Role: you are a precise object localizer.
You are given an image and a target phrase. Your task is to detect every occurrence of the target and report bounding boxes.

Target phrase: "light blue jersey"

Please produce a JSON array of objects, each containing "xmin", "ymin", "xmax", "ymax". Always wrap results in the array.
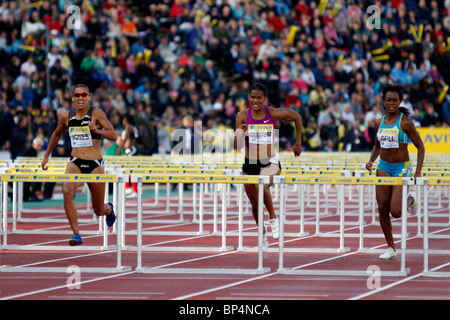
[{"xmin": 377, "ymin": 114, "xmax": 409, "ymax": 149}]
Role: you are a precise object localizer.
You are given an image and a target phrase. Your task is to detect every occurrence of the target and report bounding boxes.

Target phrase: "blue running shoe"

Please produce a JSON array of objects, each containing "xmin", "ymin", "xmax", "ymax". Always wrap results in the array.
[
  {"xmin": 106, "ymin": 202, "xmax": 116, "ymax": 227},
  {"xmin": 69, "ymin": 234, "xmax": 83, "ymax": 246}
]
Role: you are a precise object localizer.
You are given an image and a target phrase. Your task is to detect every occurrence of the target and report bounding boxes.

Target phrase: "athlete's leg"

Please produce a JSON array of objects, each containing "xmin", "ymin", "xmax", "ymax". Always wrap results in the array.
[
  {"xmin": 259, "ymin": 163, "xmax": 281, "ymax": 220},
  {"xmin": 87, "ymin": 165, "xmax": 113, "ymax": 217},
  {"xmin": 243, "ymin": 174, "xmax": 260, "ymax": 226},
  {"xmin": 376, "ymin": 169, "xmax": 395, "ymax": 250},
  {"xmin": 63, "ymin": 162, "xmax": 83, "ymax": 235}
]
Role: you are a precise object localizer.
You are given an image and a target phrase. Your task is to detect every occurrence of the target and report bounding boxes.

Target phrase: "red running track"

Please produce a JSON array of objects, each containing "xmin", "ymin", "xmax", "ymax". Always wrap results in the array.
[{"xmin": 1, "ymin": 185, "xmax": 450, "ymax": 302}]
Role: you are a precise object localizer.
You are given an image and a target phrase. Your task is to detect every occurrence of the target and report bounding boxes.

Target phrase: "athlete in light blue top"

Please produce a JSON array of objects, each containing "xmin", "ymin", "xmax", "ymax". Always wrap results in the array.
[
  {"xmin": 376, "ymin": 113, "xmax": 411, "ymax": 177},
  {"xmin": 366, "ymin": 85, "xmax": 425, "ymax": 260}
]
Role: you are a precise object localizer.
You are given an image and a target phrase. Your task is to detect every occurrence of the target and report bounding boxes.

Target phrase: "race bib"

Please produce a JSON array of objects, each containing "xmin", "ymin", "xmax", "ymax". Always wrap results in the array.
[
  {"xmin": 248, "ymin": 124, "xmax": 274, "ymax": 145},
  {"xmin": 377, "ymin": 127, "xmax": 399, "ymax": 149},
  {"xmin": 69, "ymin": 126, "xmax": 93, "ymax": 147}
]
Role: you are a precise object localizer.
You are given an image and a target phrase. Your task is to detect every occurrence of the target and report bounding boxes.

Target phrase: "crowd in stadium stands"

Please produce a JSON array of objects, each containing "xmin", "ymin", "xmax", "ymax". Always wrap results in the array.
[{"xmin": 1, "ymin": 0, "xmax": 450, "ymax": 160}]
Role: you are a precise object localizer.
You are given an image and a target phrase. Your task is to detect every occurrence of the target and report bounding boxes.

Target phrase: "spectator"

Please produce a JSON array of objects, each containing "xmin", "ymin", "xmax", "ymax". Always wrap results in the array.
[
  {"xmin": 121, "ymin": 15, "xmax": 138, "ymax": 38},
  {"xmin": 421, "ymin": 104, "xmax": 440, "ymax": 127},
  {"xmin": 303, "ymin": 120, "xmax": 322, "ymax": 151},
  {"xmin": 363, "ymin": 119, "xmax": 377, "ymax": 150},
  {"xmin": 10, "ymin": 90, "xmax": 25, "ymax": 110},
  {"xmin": 341, "ymin": 103, "xmax": 356, "ymax": 127},
  {"xmin": 10, "ymin": 113, "xmax": 31, "ymax": 160},
  {"xmin": 133, "ymin": 78, "xmax": 152, "ymax": 104},
  {"xmin": 203, "ymin": 59, "xmax": 222, "ymax": 91},
  {"xmin": 429, "ymin": 64, "xmax": 443, "ymax": 84},
  {"xmin": 364, "ymin": 104, "xmax": 383, "ymax": 127},
  {"xmin": 343, "ymin": 119, "xmax": 366, "ymax": 152},
  {"xmin": 158, "ymin": 36, "xmax": 179, "ymax": 64},
  {"xmin": 410, "ymin": 108, "xmax": 423, "ymax": 127},
  {"xmin": 255, "ymin": 38, "xmax": 277, "ymax": 64},
  {"xmin": 50, "ymin": 59, "xmax": 68, "ymax": 91},
  {"xmin": 301, "ymin": 66, "xmax": 316, "ymax": 87},
  {"xmin": 20, "ymin": 55, "xmax": 37, "ymax": 75},
  {"xmin": 20, "ymin": 137, "xmax": 44, "ymax": 201},
  {"xmin": 400, "ymin": 94, "xmax": 414, "ymax": 115},
  {"xmin": 317, "ymin": 105, "xmax": 337, "ymax": 151}
]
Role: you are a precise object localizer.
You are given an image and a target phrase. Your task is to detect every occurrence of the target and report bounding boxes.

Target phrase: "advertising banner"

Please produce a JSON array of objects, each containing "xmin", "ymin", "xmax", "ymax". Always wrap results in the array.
[{"xmin": 408, "ymin": 128, "xmax": 450, "ymax": 154}]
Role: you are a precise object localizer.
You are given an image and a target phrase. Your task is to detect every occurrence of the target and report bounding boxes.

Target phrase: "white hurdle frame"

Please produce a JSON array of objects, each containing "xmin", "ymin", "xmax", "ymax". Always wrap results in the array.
[
  {"xmin": 135, "ymin": 174, "xmax": 271, "ymax": 275},
  {"xmin": 118, "ymin": 168, "xmax": 233, "ymax": 232},
  {"xmin": 0, "ymin": 167, "xmax": 117, "ymax": 236},
  {"xmin": 275, "ymin": 176, "xmax": 412, "ymax": 277},
  {"xmin": 421, "ymin": 177, "xmax": 450, "ymax": 277},
  {"xmin": 5, "ymin": 164, "xmax": 95, "ymax": 221},
  {"xmin": 0, "ymin": 173, "xmax": 131, "ymax": 273}
]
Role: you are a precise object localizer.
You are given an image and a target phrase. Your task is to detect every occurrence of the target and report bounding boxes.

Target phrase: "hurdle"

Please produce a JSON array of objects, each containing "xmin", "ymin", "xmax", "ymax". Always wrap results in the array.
[
  {"xmin": 0, "ymin": 167, "xmax": 118, "ymax": 239},
  {"xmin": 0, "ymin": 173, "xmax": 118, "ymax": 250},
  {"xmin": 120, "ymin": 168, "xmax": 232, "ymax": 220},
  {"xmin": 5, "ymin": 160, "xmax": 90, "ymax": 216},
  {"xmin": 2, "ymin": 166, "xmax": 118, "ymax": 227},
  {"xmin": 421, "ymin": 177, "xmax": 450, "ymax": 277},
  {"xmin": 111, "ymin": 168, "xmax": 242, "ymax": 243},
  {"xmin": 135, "ymin": 174, "xmax": 271, "ymax": 275},
  {"xmin": 278, "ymin": 169, "xmax": 363, "ymax": 227},
  {"xmin": 0, "ymin": 173, "xmax": 131, "ymax": 273},
  {"xmin": 131, "ymin": 173, "xmax": 248, "ymax": 252},
  {"xmin": 276, "ymin": 175, "xmax": 413, "ymax": 277},
  {"xmin": 272, "ymin": 170, "xmax": 384, "ymax": 245},
  {"xmin": 421, "ymin": 172, "xmax": 450, "ymax": 212},
  {"xmin": 235, "ymin": 169, "xmax": 357, "ymax": 249}
]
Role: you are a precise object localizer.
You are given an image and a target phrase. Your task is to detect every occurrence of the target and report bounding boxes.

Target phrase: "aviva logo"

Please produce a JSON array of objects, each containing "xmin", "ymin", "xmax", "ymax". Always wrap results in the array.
[
  {"xmin": 412, "ymin": 128, "xmax": 450, "ymax": 154},
  {"xmin": 423, "ymin": 133, "xmax": 450, "ymax": 144}
]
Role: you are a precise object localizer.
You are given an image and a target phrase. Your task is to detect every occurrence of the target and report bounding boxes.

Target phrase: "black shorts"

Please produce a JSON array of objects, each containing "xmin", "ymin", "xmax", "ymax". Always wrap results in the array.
[
  {"xmin": 69, "ymin": 157, "xmax": 104, "ymax": 174},
  {"xmin": 242, "ymin": 156, "xmax": 282, "ymax": 175}
]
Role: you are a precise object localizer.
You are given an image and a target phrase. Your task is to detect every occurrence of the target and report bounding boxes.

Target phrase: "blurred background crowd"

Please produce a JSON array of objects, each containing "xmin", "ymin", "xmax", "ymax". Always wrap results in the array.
[{"xmin": 1, "ymin": 0, "xmax": 450, "ymax": 161}]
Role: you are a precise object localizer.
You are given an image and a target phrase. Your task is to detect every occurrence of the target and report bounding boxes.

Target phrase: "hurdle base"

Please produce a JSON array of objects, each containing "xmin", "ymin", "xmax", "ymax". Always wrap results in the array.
[
  {"xmin": 242, "ymin": 246, "xmax": 350, "ymax": 253},
  {"xmin": 7, "ymin": 229, "xmax": 106, "ymax": 235},
  {"xmin": 238, "ymin": 246, "xmax": 274, "ymax": 252},
  {"xmin": 295, "ymin": 232, "xmax": 310, "ymax": 237},
  {"xmin": 14, "ymin": 217, "xmax": 97, "ymax": 223},
  {"xmin": 135, "ymin": 266, "xmax": 271, "ymax": 275},
  {"xmin": 0, "ymin": 244, "xmax": 117, "ymax": 251},
  {"xmin": 277, "ymin": 268, "xmax": 410, "ymax": 277},
  {"xmin": 358, "ymin": 248, "xmax": 423, "ymax": 254},
  {"xmin": 0, "ymin": 265, "xmax": 132, "ymax": 273},
  {"xmin": 234, "ymin": 231, "xmax": 310, "ymax": 238},
  {"xmin": 422, "ymin": 271, "xmax": 450, "ymax": 277},
  {"xmin": 140, "ymin": 218, "xmax": 191, "ymax": 224},
  {"xmin": 132, "ymin": 245, "xmax": 234, "ymax": 252},
  {"xmin": 124, "ymin": 230, "xmax": 211, "ymax": 236}
]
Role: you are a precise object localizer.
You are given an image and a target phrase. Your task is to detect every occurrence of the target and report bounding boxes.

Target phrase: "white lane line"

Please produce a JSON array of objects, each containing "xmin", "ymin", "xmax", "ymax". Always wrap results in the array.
[
  {"xmin": 4, "ymin": 195, "xmax": 450, "ymax": 300},
  {"xmin": 349, "ymin": 260, "xmax": 450, "ymax": 300},
  {"xmin": 0, "ymin": 219, "xmax": 400, "ymax": 300},
  {"xmin": 348, "ymin": 226, "xmax": 450, "ymax": 300},
  {"xmin": 0, "ymin": 271, "xmax": 136, "ymax": 300}
]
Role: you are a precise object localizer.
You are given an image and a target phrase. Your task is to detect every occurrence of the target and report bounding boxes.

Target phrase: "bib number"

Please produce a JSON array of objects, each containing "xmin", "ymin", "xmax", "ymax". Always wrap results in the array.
[
  {"xmin": 378, "ymin": 128, "xmax": 399, "ymax": 149},
  {"xmin": 69, "ymin": 126, "xmax": 93, "ymax": 147},
  {"xmin": 248, "ymin": 124, "xmax": 273, "ymax": 145}
]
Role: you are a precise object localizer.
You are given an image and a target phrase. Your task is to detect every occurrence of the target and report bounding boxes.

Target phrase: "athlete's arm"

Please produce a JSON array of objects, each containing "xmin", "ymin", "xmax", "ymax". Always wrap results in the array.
[
  {"xmin": 402, "ymin": 117, "xmax": 425, "ymax": 177},
  {"xmin": 90, "ymin": 108, "xmax": 117, "ymax": 142},
  {"xmin": 234, "ymin": 110, "xmax": 248, "ymax": 151},
  {"xmin": 42, "ymin": 111, "xmax": 69, "ymax": 170},
  {"xmin": 366, "ymin": 119, "xmax": 382, "ymax": 172},
  {"xmin": 271, "ymin": 107, "xmax": 302, "ymax": 157}
]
